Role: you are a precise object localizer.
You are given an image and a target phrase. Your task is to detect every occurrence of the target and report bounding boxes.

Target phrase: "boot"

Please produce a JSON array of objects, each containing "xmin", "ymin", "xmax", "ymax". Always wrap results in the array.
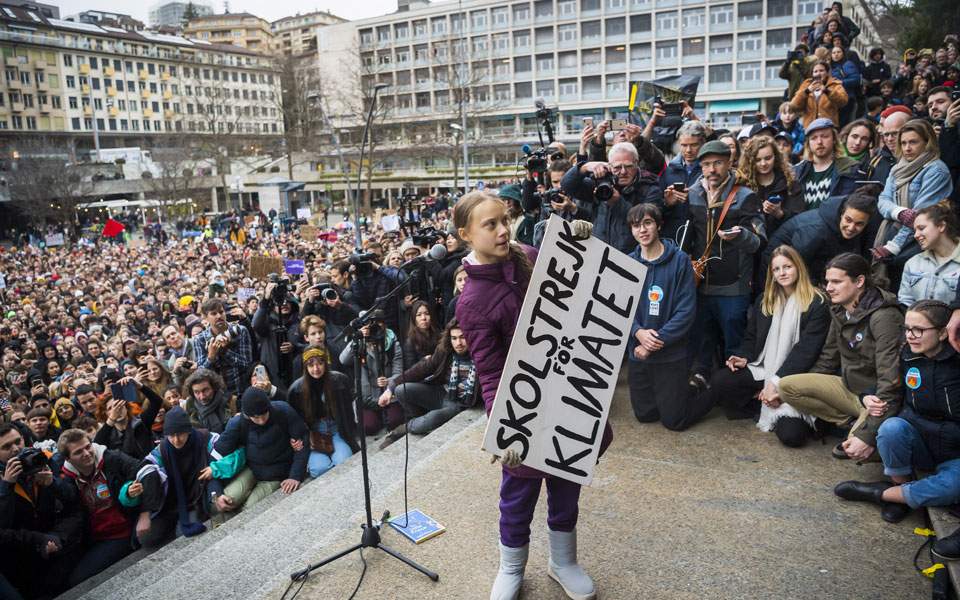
[
  {"xmin": 833, "ymin": 480, "xmax": 891, "ymax": 503},
  {"xmin": 933, "ymin": 528, "xmax": 960, "ymax": 561},
  {"xmin": 490, "ymin": 542, "xmax": 528, "ymax": 600},
  {"xmin": 378, "ymin": 423, "xmax": 407, "ymax": 450},
  {"xmin": 547, "ymin": 529, "xmax": 596, "ymax": 600}
]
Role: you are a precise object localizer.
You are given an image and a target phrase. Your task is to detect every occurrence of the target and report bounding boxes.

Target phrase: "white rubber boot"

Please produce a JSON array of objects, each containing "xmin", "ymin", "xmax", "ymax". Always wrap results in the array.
[
  {"xmin": 547, "ymin": 529, "xmax": 596, "ymax": 600},
  {"xmin": 490, "ymin": 542, "xmax": 528, "ymax": 600}
]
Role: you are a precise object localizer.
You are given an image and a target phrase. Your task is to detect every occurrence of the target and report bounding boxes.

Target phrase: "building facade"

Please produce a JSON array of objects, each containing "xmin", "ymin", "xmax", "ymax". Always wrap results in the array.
[
  {"xmin": 148, "ymin": 1, "xmax": 213, "ymax": 29},
  {"xmin": 0, "ymin": 3, "xmax": 284, "ymax": 145},
  {"xmin": 271, "ymin": 10, "xmax": 346, "ymax": 58},
  {"xmin": 315, "ymin": 0, "xmax": 876, "ymax": 191},
  {"xmin": 183, "ymin": 13, "xmax": 274, "ymax": 54}
]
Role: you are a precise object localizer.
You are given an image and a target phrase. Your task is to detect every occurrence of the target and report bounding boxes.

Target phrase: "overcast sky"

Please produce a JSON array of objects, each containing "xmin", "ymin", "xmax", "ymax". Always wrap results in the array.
[{"xmin": 51, "ymin": 0, "xmax": 399, "ymax": 23}]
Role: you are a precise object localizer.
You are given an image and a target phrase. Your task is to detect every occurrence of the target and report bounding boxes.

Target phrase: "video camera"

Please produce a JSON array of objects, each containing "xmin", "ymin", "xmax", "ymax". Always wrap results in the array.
[
  {"xmin": 267, "ymin": 273, "xmax": 291, "ymax": 306},
  {"xmin": 520, "ymin": 144, "xmax": 550, "ymax": 172},
  {"xmin": 349, "ymin": 252, "xmax": 379, "ymax": 277},
  {"xmin": 412, "ymin": 226, "xmax": 443, "ymax": 247}
]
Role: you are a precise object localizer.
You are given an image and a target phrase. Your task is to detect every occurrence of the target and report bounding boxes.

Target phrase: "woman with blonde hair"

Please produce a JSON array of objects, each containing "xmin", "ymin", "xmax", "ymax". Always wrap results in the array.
[
  {"xmin": 873, "ymin": 119, "xmax": 954, "ymax": 261},
  {"xmin": 738, "ymin": 136, "xmax": 804, "ymax": 236},
  {"xmin": 708, "ymin": 245, "xmax": 831, "ymax": 446}
]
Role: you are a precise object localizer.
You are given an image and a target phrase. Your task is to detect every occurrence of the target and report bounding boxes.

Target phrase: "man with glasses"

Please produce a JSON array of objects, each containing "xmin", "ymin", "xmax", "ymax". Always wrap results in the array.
[
  {"xmin": 685, "ymin": 141, "xmax": 766, "ymax": 392},
  {"xmin": 868, "ymin": 106, "xmax": 911, "ymax": 185},
  {"xmin": 561, "ymin": 141, "xmax": 664, "ymax": 254}
]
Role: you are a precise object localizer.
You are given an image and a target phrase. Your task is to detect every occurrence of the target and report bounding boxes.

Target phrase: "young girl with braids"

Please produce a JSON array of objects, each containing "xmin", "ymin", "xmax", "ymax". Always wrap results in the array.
[{"xmin": 454, "ymin": 190, "xmax": 612, "ymax": 600}]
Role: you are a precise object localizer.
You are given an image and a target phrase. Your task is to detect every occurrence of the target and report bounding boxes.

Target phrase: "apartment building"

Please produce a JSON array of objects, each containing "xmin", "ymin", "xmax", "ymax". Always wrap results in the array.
[
  {"xmin": 0, "ymin": 3, "xmax": 283, "ymax": 143},
  {"xmin": 316, "ymin": 0, "xmax": 876, "ymax": 180},
  {"xmin": 271, "ymin": 10, "xmax": 346, "ymax": 58},
  {"xmin": 149, "ymin": 1, "xmax": 213, "ymax": 29},
  {"xmin": 183, "ymin": 13, "xmax": 273, "ymax": 54}
]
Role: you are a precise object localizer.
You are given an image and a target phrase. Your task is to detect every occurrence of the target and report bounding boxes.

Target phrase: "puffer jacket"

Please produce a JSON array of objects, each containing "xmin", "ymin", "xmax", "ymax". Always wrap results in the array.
[
  {"xmin": 456, "ymin": 244, "xmax": 612, "ymax": 479},
  {"xmin": 899, "ymin": 243, "xmax": 960, "ymax": 306},
  {"xmin": 811, "ymin": 287, "xmax": 903, "ymax": 445},
  {"xmin": 898, "ymin": 344, "xmax": 960, "ymax": 465}
]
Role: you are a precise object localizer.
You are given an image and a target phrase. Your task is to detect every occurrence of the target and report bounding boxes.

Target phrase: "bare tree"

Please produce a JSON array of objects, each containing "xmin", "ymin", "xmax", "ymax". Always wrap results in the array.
[
  {"xmin": 144, "ymin": 136, "xmax": 212, "ymax": 223},
  {"xmin": 3, "ymin": 135, "xmax": 93, "ymax": 228}
]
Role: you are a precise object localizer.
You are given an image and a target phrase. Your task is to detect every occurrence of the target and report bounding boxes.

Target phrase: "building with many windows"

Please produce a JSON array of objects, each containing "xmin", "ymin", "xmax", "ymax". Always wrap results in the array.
[
  {"xmin": 0, "ymin": 2, "xmax": 283, "ymax": 144},
  {"xmin": 183, "ymin": 13, "xmax": 274, "ymax": 54},
  {"xmin": 315, "ymin": 0, "xmax": 876, "ymax": 193},
  {"xmin": 148, "ymin": 1, "xmax": 213, "ymax": 29},
  {"xmin": 271, "ymin": 10, "xmax": 346, "ymax": 58}
]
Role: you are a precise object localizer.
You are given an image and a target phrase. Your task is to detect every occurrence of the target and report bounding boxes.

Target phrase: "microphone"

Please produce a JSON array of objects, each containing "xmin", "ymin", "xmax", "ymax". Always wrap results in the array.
[
  {"xmin": 521, "ymin": 144, "xmax": 532, "ymax": 154},
  {"xmin": 400, "ymin": 244, "xmax": 447, "ymax": 271},
  {"xmin": 535, "ymin": 97, "xmax": 545, "ymax": 110}
]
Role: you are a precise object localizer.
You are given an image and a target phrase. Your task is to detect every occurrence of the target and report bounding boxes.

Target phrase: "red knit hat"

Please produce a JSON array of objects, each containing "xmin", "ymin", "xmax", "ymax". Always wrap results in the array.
[{"xmin": 880, "ymin": 105, "xmax": 913, "ymax": 119}]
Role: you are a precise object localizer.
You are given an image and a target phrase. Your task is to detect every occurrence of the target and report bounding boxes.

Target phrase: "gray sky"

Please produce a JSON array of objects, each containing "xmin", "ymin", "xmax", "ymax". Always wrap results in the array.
[{"xmin": 51, "ymin": 0, "xmax": 398, "ymax": 23}]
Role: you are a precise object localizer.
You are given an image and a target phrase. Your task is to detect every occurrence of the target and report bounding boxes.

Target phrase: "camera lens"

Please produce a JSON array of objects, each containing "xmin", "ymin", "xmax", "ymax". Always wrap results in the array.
[{"xmin": 322, "ymin": 288, "xmax": 338, "ymax": 302}]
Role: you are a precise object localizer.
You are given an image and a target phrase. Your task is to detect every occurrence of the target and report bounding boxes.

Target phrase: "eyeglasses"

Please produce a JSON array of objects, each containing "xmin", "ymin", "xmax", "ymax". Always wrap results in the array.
[
  {"xmin": 609, "ymin": 163, "xmax": 636, "ymax": 173},
  {"xmin": 880, "ymin": 131, "xmax": 899, "ymax": 138},
  {"xmin": 905, "ymin": 326, "xmax": 938, "ymax": 338}
]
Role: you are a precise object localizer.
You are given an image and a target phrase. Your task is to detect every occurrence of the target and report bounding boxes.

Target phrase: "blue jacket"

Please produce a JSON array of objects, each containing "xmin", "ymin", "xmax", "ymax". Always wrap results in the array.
[
  {"xmin": 772, "ymin": 116, "xmax": 805, "ymax": 157},
  {"xmin": 627, "ymin": 239, "xmax": 696, "ymax": 364},
  {"xmin": 659, "ymin": 154, "xmax": 702, "ymax": 245},
  {"xmin": 831, "ymin": 59, "xmax": 861, "ymax": 100},
  {"xmin": 214, "ymin": 401, "xmax": 309, "ymax": 483},
  {"xmin": 878, "ymin": 159, "xmax": 954, "ymax": 253}
]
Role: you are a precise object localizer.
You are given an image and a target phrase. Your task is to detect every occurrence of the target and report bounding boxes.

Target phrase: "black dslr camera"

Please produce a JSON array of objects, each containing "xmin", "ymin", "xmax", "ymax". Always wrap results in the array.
[
  {"xmin": 521, "ymin": 145, "xmax": 550, "ymax": 172},
  {"xmin": 267, "ymin": 273, "xmax": 291, "ymax": 305},
  {"xmin": 787, "ymin": 50, "xmax": 803, "ymax": 62},
  {"xmin": 8, "ymin": 447, "xmax": 49, "ymax": 480},
  {"xmin": 583, "ymin": 172, "xmax": 617, "ymax": 201},
  {"xmin": 311, "ymin": 283, "xmax": 339, "ymax": 302},
  {"xmin": 348, "ymin": 252, "xmax": 378, "ymax": 277}
]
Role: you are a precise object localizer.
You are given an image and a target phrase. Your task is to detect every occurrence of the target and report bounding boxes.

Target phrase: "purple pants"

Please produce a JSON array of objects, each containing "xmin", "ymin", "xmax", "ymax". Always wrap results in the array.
[{"xmin": 499, "ymin": 469, "xmax": 581, "ymax": 548}]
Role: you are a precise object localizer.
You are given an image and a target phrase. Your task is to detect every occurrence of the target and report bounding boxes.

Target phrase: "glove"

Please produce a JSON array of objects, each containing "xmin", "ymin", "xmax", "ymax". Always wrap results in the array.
[
  {"xmin": 490, "ymin": 448, "xmax": 523, "ymax": 468},
  {"xmin": 571, "ymin": 220, "xmax": 593, "ymax": 240},
  {"xmin": 897, "ymin": 208, "xmax": 917, "ymax": 228},
  {"xmin": 870, "ymin": 246, "xmax": 893, "ymax": 261}
]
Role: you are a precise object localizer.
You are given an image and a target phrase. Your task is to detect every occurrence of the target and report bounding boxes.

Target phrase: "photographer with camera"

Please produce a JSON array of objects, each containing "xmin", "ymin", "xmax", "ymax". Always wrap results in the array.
[
  {"xmin": 338, "ymin": 310, "xmax": 404, "ymax": 436},
  {"xmin": 303, "ymin": 269, "xmax": 362, "ymax": 373},
  {"xmin": 0, "ymin": 422, "xmax": 83, "ymax": 599},
  {"xmin": 779, "ymin": 44, "xmax": 817, "ymax": 100},
  {"xmin": 252, "ymin": 276, "xmax": 303, "ymax": 390},
  {"xmin": 349, "ymin": 253, "xmax": 401, "ymax": 332},
  {"xmin": 191, "ymin": 298, "xmax": 253, "ymax": 401},
  {"xmin": 561, "ymin": 141, "xmax": 664, "ymax": 254}
]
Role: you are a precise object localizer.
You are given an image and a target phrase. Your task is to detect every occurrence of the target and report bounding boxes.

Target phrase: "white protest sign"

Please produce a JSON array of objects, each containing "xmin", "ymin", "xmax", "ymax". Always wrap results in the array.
[
  {"xmin": 381, "ymin": 214, "xmax": 400, "ymax": 232},
  {"xmin": 44, "ymin": 233, "xmax": 65, "ymax": 247},
  {"xmin": 296, "ymin": 207, "xmax": 312, "ymax": 219},
  {"xmin": 481, "ymin": 215, "xmax": 646, "ymax": 486}
]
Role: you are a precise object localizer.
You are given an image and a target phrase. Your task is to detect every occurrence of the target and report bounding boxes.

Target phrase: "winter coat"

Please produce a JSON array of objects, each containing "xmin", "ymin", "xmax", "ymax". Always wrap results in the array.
[
  {"xmin": 388, "ymin": 346, "xmax": 481, "ymax": 408},
  {"xmin": 764, "ymin": 193, "xmax": 881, "ymax": 283},
  {"xmin": 627, "ymin": 239, "xmax": 696, "ymax": 364},
  {"xmin": 0, "ymin": 456, "xmax": 84, "ymax": 552},
  {"xmin": 144, "ymin": 430, "xmax": 237, "ymax": 519},
  {"xmin": 754, "ymin": 171, "xmax": 805, "ymax": 236},
  {"xmin": 898, "ymin": 344, "xmax": 960, "ymax": 465},
  {"xmin": 252, "ymin": 298, "xmax": 303, "ymax": 387},
  {"xmin": 789, "ymin": 76, "xmax": 849, "ymax": 128},
  {"xmin": 811, "ymin": 287, "xmax": 904, "ymax": 446},
  {"xmin": 561, "ymin": 166, "xmax": 664, "ymax": 255},
  {"xmin": 687, "ymin": 176, "xmax": 766, "ymax": 296},
  {"xmin": 867, "ymin": 146, "xmax": 897, "ymax": 186},
  {"xmin": 184, "ymin": 389, "xmax": 231, "ymax": 434},
  {"xmin": 878, "ymin": 159, "xmax": 954, "ymax": 254},
  {"xmin": 659, "ymin": 154, "xmax": 703, "ymax": 245},
  {"xmin": 214, "ymin": 401, "xmax": 309, "ymax": 482},
  {"xmin": 793, "ymin": 155, "xmax": 861, "ymax": 205},
  {"xmin": 898, "ymin": 244, "xmax": 960, "ymax": 306},
  {"xmin": 287, "ymin": 372, "xmax": 360, "ymax": 453},
  {"xmin": 456, "ymin": 245, "xmax": 613, "ymax": 479},
  {"xmin": 939, "ymin": 125, "xmax": 960, "ymax": 205},
  {"xmin": 779, "ymin": 54, "xmax": 817, "ymax": 99},
  {"xmin": 338, "ymin": 329, "xmax": 402, "ymax": 409},
  {"xmin": 736, "ymin": 293, "xmax": 831, "ymax": 382},
  {"xmin": 830, "ymin": 59, "xmax": 861, "ymax": 102},
  {"xmin": 863, "ymin": 60, "xmax": 892, "ymax": 96}
]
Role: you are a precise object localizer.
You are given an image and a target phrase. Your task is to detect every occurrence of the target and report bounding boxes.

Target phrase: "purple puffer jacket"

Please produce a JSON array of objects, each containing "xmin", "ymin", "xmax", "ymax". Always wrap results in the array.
[{"xmin": 456, "ymin": 244, "xmax": 613, "ymax": 479}]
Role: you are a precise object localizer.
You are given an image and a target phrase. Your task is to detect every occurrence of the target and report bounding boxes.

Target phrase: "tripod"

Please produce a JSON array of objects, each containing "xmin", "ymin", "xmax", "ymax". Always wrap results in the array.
[{"xmin": 290, "ymin": 269, "xmax": 439, "ymax": 585}]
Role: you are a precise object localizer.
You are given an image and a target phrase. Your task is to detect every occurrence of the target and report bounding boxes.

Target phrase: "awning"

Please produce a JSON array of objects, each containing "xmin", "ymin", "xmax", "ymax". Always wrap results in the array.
[{"xmin": 708, "ymin": 99, "xmax": 760, "ymax": 113}]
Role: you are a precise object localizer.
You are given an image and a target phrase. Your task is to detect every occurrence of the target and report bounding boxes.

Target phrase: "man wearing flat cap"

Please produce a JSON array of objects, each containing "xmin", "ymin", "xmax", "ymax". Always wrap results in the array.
[{"xmin": 686, "ymin": 140, "xmax": 767, "ymax": 393}]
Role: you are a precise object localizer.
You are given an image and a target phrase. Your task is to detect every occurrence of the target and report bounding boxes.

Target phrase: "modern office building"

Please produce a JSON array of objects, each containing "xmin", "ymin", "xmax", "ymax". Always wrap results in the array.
[
  {"xmin": 148, "ymin": 1, "xmax": 213, "ymax": 29},
  {"xmin": 315, "ymin": 0, "xmax": 876, "ymax": 191},
  {"xmin": 0, "ymin": 2, "xmax": 284, "ymax": 145},
  {"xmin": 271, "ymin": 10, "xmax": 346, "ymax": 58},
  {"xmin": 69, "ymin": 10, "xmax": 145, "ymax": 32},
  {"xmin": 183, "ymin": 13, "xmax": 274, "ymax": 54}
]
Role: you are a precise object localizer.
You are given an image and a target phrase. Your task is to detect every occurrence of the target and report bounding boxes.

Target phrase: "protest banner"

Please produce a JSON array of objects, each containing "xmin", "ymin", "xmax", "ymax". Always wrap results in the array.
[
  {"xmin": 296, "ymin": 207, "xmax": 312, "ymax": 219},
  {"xmin": 481, "ymin": 215, "xmax": 646, "ymax": 486},
  {"xmin": 284, "ymin": 259, "xmax": 305, "ymax": 276},
  {"xmin": 236, "ymin": 287, "xmax": 257, "ymax": 304},
  {"xmin": 247, "ymin": 256, "xmax": 283, "ymax": 279},
  {"xmin": 299, "ymin": 225, "xmax": 319, "ymax": 241},
  {"xmin": 381, "ymin": 214, "xmax": 400, "ymax": 232},
  {"xmin": 44, "ymin": 233, "xmax": 65, "ymax": 247}
]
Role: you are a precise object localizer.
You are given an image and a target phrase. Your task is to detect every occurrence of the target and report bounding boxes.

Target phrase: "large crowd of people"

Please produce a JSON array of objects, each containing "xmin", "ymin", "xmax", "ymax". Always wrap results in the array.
[{"xmin": 1, "ymin": 14, "xmax": 960, "ymax": 600}]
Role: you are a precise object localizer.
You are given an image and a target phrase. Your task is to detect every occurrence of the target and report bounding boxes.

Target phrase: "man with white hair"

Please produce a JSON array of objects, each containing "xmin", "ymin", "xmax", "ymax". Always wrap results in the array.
[{"xmin": 561, "ymin": 141, "xmax": 664, "ymax": 254}]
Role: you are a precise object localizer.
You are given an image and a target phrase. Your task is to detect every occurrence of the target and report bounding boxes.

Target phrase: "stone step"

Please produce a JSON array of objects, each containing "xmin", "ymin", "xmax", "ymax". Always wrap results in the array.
[
  {"xmin": 56, "ymin": 409, "xmax": 485, "ymax": 600},
  {"xmin": 927, "ymin": 507, "xmax": 960, "ymax": 595}
]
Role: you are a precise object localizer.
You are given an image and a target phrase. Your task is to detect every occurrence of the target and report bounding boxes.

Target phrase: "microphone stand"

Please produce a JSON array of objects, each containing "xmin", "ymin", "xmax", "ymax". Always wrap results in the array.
[{"xmin": 289, "ymin": 263, "xmax": 438, "ymax": 585}]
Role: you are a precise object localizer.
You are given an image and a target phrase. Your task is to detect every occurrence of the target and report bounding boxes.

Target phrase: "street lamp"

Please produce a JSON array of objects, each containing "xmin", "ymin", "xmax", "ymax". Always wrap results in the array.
[{"xmin": 449, "ymin": 122, "xmax": 469, "ymax": 195}]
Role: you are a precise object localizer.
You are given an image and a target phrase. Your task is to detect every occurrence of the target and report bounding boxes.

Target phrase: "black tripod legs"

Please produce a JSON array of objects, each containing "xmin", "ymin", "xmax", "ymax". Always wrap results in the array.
[{"xmin": 377, "ymin": 542, "xmax": 439, "ymax": 581}]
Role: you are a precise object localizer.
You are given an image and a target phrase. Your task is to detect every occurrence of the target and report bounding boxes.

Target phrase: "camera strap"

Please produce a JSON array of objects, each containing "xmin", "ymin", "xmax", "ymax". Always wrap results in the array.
[{"xmin": 698, "ymin": 185, "xmax": 741, "ymax": 264}]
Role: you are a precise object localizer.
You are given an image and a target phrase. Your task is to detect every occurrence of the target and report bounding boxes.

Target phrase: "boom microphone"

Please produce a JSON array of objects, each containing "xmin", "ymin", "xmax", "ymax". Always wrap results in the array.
[{"xmin": 400, "ymin": 244, "xmax": 447, "ymax": 271}]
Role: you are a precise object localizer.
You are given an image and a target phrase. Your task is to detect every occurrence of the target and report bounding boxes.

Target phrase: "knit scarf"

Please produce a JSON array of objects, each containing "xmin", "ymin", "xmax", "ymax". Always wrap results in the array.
[
  {"xmin": 160, "ymin": 431, "xmax": 207, "ymax": 537},
  {"xmin": 891, "ymin": 150, "xmax": 936, "ymax": 209},
  {"xmin": 446, "ymin": 354, "xmax": 477, "ymax": 407},
  {"xmin": 195, "ymin": 392, "xmax": 227, "ymax": 432}
]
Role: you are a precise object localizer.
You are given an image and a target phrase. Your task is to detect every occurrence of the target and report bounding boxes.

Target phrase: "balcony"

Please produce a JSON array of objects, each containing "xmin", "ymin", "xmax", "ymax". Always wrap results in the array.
[
  {"xmin": 33, "ymin": 59, "xmax": 46, "ymax": 70},
  {"xmin": 707, "ymin": 81, "xmax": 733, "ymax": 91},
  {"xmin": 5, "ymin": 78, "xmax": 19, "ymax": 90},
  {"xmin": 107, "ymin": 86, "xmax": 116, "ymax": 97},
  {"xmin": 655, "ymin": 55, "xmax": 678, "ymax": 66},
  {"xmin": 606, "ymin": 60, "xmax": 627, "ymax": 72},
  {"xmin": 81, "ymin": 84, "xmax": 90, "ymax": 94},
  {"xmin": 11, "ymin": 101, "xmax": 23, "ymax": 112},
  {"xmin": 582, "ymin": 90, "xmax": 603, "ymax": 100},
  {"xmin": 82, "ymin": 105, "xmax": 91, "ymax": 116},
  {"xmin": 737, "ymin": 78, "xmax": 762, "ymax": 90},
  {"xmin": 38, "ymin": 102, "xmax": 50, "ymax": 113},
  {"xmin": 36, "ymin": 79, "xmax": 48, "ymax": 91},
  {"xmin": 415, "ymin": 81, "xmax": 431, "ymax": 91},
  {"xmin": 683, "ymin": 24, "xmax": 706, "ymax": 35},
  {"xmin": 163, "ymin": 90, "xmax": 173, "ymax": 100},
  {"xmin": 766, "ymin": 45, "xmax": 791, "ymax": 59},
  {"xmin": 537, "ymin": 67, "xmax": 555, "ymax": 76},
  {"xmin": 164, "ymin": 109, "xmax": 175, "ymax": 119},
  {"xmin": 161, "ymin": 71, "xmax": 170, "ymax": 81},
  {"xmin": 143, "ymin": 108, "xmax": 153, "ymax": 118},
  {"xmin": 739, "ymin": 48, "xmax": 763, "ymax": 60},
  {"xmin": 682, "ymin": 53, "xmax": 705, "ymax": 65},
  {"xmin": 559, "ymin": 92, "xmax": 579, "ymax": 102},
  {"xmin": 558, "ymin": 65, "xmax": 578, "ymax": 76},
  {"xmin": 78, "ymin": 63, "xmax": 90, "ymax": 75},
  {"xmin": 767, "ymin": 15, "xmax": 793, "ymax": 26},
  {"xmin": 630, "ymin": 31, "xmax": 652, "ymax": 42},
  {"xmin": 139, "ymin": 69, "xmax": 148, "ymax": 81},
  {"xmin": 104, "ymin": 66, "xmax": 114, "ymax": 77},
  {"xmin": 558, "ymin": 37, "xmax": 578, "ymax": 49},
  {"xmin": 630, "ymin": 58, "xmax": 653, "ymax": 69},
  {"xmin": 109, "ymin": 106, "xmax": 118, "ymax": 117},
  {"xmin": 711, "ymin": 20, "xmax": 734, "ymax": 33},
  {"xmin": 657, "ymin": 0, "xmax": 679, "ymax": 6},
  {"xmin": 581, "ymin": 35, "xmax": 602, "ymax": 47},
  {"xmin": 582, "ymin": 62, "xmax": 602, "ymax": 74}
]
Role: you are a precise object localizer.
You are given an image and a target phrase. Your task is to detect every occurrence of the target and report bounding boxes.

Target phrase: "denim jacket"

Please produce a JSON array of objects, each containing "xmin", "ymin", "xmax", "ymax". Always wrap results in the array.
[
  {"xmin": 898, "ymin": 243, "xmax": 960, "ymax": 306},
  {"xmin": 878, "ymin": 160, "xmax": 954, "ymax": 254}
]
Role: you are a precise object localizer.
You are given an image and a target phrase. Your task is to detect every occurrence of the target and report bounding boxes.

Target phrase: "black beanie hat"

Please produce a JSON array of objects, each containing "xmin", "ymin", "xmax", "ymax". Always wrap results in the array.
[
  {"xmin": 241, "ymin": 387, "xmax": 271, "ymax": 417},
  {"xmin": 163, "ymin": 406, "xmax": 193, "ymax": 436}
]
